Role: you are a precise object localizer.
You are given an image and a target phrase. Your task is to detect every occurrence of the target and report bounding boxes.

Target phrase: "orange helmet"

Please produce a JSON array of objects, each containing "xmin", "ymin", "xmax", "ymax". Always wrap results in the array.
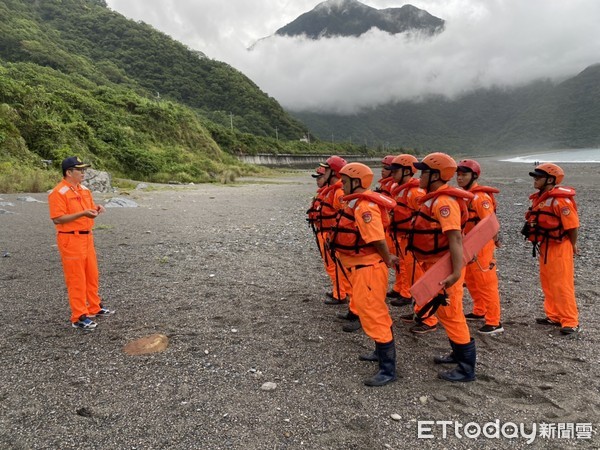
[
  {"xmin": 529, "ymin": 163, "xmax": 564, "ymax": 184},
  {"xmin": 457, "ymin": 159, "xmax": 481, "ymax": 177},
  {"xmin": 414, "ymin": 152, "xmax": 457, "ymax": 181},
  {"xmin": 381, "ymin": 155, "xmax": 395, "ymax": 168},
  {"xmin": 321, "ymin": 155, "xmax": 347, "ymax": 175},
  {"xmin": 391, "ymin": 154, "xmax": 418, "ymax": 174},
  {"xmin": 339, "ymin": 163, "xmax": 374, "ymax": 189}
]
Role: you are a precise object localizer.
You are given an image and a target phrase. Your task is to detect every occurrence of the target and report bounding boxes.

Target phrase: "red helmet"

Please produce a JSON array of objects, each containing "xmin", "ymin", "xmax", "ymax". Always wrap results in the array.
[
  {"xmin": 457, "ymin": 159, "xmax": 481, "ymax": 177},
  {"xmin": 381, "ymin": 155, "xmax": 395, "ymax": 168},
  {"xmin": 391, "ymin": 154, "xmax": 418, "ymax": 174},
  {"xmin": 322, "ymin": 155, "xmax": 347, "ymax": 175},
  {"xmin": 311, "ymin": 166, "xmax": 326, "ymax": 178},
  {"xmin": 339, "ymin": 163, "xmax": 374, "ymax": 189},
  {"xmin": 414, "ymin": 152, "xmax": 457, "ymax": 181},
  {"xmin": 529, "ymin": 163, "xmax": 564, "ymax": 184}
]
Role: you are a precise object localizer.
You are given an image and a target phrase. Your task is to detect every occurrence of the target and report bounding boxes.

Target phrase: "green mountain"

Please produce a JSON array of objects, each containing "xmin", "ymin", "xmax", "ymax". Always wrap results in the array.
[
  {"xmin": 293, "ymin": 65, "xmax": 600, "ymax": 154},
  {"xmin": 275, "ymin": 0, "xmax": 444, "ymax": 39},
  {"xmin": 1, "ymin": 0, "xmax": 307, "ymax": 140},
  {"xmin": 0, "ymin": 0, "xmax": 345, "ymax": 190}
]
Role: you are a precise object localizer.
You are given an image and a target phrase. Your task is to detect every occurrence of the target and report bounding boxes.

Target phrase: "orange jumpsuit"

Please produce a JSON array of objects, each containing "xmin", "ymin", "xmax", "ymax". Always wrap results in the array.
[
  {"xmin": 307, "ymin": 185, "xmax": 326, "ymax": 258},
  {"xmin": 335, "ymin": 194, "xmax": 393, "ymax": 343},
  {"xmin": 48, "ymin": 180, "xmax": 102, "ymax": 323},
  {"xmin": 527, "ymin": 190, "xmax": 579, "ymax": 327},
  {"xmin": 463, "ymin": 184, "xmax": 502, "ymax": 327},
  {"xmin": 390, "ymin": 179, "xmax": 425, "ymax": 296},
  {"xmin": 377, "ymin": 177, "xmax": 397, "ymax": 253},
  {"xmin": 411, "ymin": 185, "xmax": 471, "ymax": 345},
  {"xmin": 318, "ymin": 181, "xmax": 352, "ymax": 301},
  {"xmin": 390, "ymin": 180, "xmax": 436, "ymax": 326}
]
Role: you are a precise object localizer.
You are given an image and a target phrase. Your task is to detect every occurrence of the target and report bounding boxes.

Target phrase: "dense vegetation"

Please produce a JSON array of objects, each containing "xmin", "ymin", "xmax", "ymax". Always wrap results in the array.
[
  {"xmin": 294, "ymin": 64, "xmax": 600, "ymax": 154},
  {"xmin": 0, "ymin": 0, "xmax": 376, "ymax": 192}
]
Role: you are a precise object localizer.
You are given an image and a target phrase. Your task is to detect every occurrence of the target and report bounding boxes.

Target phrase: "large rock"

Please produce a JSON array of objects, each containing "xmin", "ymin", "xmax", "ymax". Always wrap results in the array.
[
  {"xmin": 123, "ymin": 334, "xmax": 169, "ymax": 355},
  {"xmin": 83, "ymin": 169, "xmax": 112, "ymax": 193}
]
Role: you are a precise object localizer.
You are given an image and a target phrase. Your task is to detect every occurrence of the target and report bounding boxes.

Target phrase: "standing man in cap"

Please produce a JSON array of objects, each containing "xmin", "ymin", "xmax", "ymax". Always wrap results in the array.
[
  {"xmin": 522, "ymin": 163, "xmax": 580, "ymax": 335},
  {"xmin": 48, "ymin": 157, "xmax": 114, "ymax": 331}
]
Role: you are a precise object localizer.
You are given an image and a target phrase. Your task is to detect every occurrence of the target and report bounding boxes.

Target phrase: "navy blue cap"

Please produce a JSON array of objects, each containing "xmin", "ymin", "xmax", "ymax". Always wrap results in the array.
[
  {"xmin": 413, "ymin": 161, "xmax": 430, "ymax": 171},
  {"xmin": 529, "ymin": 168, "xmax": 549, "ymax": 178},
  {"xmin": 62, "ymin": 156, "xmax": 90, "ymax": 173}
]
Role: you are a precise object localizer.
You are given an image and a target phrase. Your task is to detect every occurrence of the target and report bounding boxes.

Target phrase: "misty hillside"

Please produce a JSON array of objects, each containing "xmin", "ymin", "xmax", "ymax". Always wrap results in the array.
[
  {"xmin": 293, "ymin": 65, "xmax": 600, "ymax": 153},
  {"xmin": 275, "ymin": 0, "xmax": 444, "ymax": 39},
  {"xmin": 0, "ymin": 0, "xmax": 307, "ymax": 141},
  {"xmin": 1, "ymin": 0, "xmax": 376, "ymax": 189}
]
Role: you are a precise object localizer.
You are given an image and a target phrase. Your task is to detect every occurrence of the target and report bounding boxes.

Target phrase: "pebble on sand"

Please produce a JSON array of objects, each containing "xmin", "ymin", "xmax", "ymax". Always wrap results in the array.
[{"xmin": 261, "ymin": 382, "xmax": 277, "ymax": 391}]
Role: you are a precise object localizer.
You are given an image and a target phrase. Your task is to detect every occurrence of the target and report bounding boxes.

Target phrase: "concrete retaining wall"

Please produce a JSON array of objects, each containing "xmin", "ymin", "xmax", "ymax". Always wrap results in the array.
[{"xmin": 237, "ymin": 154, "xmax": 381, "ymax": 167}]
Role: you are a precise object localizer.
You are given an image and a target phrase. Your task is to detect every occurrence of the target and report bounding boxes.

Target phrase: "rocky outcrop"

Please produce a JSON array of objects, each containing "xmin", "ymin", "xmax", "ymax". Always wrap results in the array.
[{"xmin": 83, "ymin": 169, "xmax": 112, "ymax": 193}]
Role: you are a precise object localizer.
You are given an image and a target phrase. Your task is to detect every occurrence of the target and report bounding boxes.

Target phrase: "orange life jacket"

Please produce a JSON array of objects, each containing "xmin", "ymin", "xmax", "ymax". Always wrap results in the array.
[
  {"xmin": 464, "ymin": 185, "xmax": 500, "ymax": 234},
  {"xmin": 375, "ymin": 177, "xmax": 395, "ymax": 198},
  {"xmin": 329, "ymin": 192, "xmax": 396, "ymax": 256},
  {"xmin": 318, "ymin": 181, "xmax": 343, "ymax": 233},
  {"xmin": 522, "ymin": 186, "xmax": 577, "ymax": 244},
  {"xmin": 408, "ymin": 187, "xmax": 474, "ymax": 262},
  {"xmin": 306, "ymin": 187, "xmax": 326, "ymax": 231},
  {"xmin": 389, "ymin": 178, "xmax": 421, "ymax": 236}
]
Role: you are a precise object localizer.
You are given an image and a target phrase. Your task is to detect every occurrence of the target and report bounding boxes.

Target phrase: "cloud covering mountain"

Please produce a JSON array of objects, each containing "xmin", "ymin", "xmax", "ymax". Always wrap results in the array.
[
  {"xmin": 105, "ymin": 0, "xmax": 600, "ymax": 114},
  {"xmin": 273, "ymin": 0, "xmax": 443, "ymax": 39}
]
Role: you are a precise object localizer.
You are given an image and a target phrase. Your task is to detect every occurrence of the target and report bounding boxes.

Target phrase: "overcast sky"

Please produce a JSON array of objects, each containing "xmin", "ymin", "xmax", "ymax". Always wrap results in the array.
[{"xmin": 105, "ymin": 0, "xmax": 600, "ymax": 114}]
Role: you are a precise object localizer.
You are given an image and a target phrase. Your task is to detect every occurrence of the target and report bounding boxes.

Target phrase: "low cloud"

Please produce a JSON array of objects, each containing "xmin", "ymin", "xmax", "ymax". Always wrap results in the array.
[{"xmin": 107, "ymin": 0, "xmax": 600, "ymax": 114}]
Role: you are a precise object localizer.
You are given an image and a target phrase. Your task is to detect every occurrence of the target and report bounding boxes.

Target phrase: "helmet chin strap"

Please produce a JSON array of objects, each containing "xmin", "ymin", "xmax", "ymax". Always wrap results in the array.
[
  {"xmin": 426, "ymin": 170, "xmax": 439, "ymax": 192},
  {"xmin": 539, "ymin": 176, "xmax": 555, "ymax": 191},
  {"xmin": 325, "ymin": 171, "xmax": 334, "ymax": 186},
  {"xmin": 350, "ymin": 179, "xmax": 361, "ymax": 194},
  {"xmin": 464, "ymin": 172, "xmax": 477, "ymax": 190}
]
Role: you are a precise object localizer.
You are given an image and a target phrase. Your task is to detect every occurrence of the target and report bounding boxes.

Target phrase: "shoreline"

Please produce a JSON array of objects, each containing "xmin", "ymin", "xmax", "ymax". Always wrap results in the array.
[{"xmin": 498, "ymin": 148, "xmax": 600, "ymax": 164}]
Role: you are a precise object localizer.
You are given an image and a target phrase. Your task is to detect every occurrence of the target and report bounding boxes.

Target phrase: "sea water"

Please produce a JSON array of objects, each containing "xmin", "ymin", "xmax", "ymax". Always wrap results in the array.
[{"xmin": 502, "ymin": 148, "xmax": 600, "ymax": 163}]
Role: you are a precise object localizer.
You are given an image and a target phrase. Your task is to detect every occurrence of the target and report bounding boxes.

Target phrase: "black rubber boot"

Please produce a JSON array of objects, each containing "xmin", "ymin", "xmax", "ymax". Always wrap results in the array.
[
  {"xmin": 438, "ymin": 339, "xmax": 476, "ymax": 382},
  {"xmin": 342, "ymin": 321, "xmax": 362, "ymax": 332},
  {"xmin": 358, "ymin": 349, "xmax": 378, "ymax": 362},
  {"xmin": 337, "ymin": 309, "xmax": 359, "ymax": 321},
  {"xmin": 364, "ymin": 340, "xmax": 397, "ymax": 386},
  {"xmin": 433, "ymin": 340, "xmax": 457, "ymax": 364}
]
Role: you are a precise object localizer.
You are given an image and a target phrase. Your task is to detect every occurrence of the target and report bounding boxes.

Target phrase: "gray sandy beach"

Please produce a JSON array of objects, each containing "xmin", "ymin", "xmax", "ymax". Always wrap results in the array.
[{"xmin": 0, "ymin": 158, "xmax": 599, "ymax": 449}]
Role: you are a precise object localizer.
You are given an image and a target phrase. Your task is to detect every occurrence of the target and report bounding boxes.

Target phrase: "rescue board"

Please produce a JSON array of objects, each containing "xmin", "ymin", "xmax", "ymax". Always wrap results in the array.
[{"xmin": 410, "ymin": 214, "xmax": 500, "ymax": 306}]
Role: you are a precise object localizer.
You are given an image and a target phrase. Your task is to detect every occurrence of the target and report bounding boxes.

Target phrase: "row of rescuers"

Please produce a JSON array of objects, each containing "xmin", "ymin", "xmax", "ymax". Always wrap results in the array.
[{"xmin": 307, "ymin": 152, "xmax": 580, "ymax": 386}]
